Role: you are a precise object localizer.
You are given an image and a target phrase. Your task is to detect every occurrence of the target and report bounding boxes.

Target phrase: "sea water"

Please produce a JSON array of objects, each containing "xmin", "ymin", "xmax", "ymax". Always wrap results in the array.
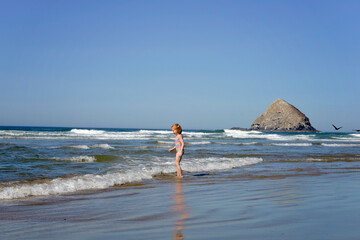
[{"xmin": 1, "ymin": 126, "xmax": 360, "ymax": 200}]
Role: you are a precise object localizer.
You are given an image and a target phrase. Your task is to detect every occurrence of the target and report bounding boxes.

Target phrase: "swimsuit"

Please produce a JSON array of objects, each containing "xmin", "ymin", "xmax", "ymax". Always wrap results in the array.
[{"xmin": 175, "ymin": 135, "xmax": 183, "ymax": 152}]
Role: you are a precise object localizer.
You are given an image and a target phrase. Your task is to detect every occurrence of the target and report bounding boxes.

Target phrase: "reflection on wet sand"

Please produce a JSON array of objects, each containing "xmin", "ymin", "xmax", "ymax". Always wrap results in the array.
[{"xmin": 172, "ymin": 179, "xmax": 191, "ymax": 240}]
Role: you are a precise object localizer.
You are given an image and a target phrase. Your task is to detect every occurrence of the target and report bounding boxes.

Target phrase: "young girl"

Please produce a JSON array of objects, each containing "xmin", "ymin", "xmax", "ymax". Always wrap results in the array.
[{"xmin": 169, "ymin": 123, "xmax": 185, "ymax": 178}]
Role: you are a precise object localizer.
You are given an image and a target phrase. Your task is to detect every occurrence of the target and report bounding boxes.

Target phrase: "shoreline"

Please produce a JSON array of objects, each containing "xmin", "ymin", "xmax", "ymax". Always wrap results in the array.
[{"xmin": 1, "ymin": 161, "xmax": 360, "ymax": 240}]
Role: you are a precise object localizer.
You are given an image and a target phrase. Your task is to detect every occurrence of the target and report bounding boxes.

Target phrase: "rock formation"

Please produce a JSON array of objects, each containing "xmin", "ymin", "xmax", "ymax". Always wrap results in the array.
[{"xmin": 250, "ymin": 99, "xmax": 318, "ymax": 132}]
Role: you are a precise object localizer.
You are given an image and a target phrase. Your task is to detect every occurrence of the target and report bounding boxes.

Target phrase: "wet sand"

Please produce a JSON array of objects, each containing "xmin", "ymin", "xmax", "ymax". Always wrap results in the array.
[{"xmin": 1, "ymin": 161, "xmax": 360, "ymax": 240}]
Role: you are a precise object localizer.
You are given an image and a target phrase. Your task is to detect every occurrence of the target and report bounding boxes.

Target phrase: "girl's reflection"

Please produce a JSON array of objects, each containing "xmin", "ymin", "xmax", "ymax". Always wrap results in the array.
[{"xmin": 172, "ymin": 179, "xmax": 191, "ymax": 240}]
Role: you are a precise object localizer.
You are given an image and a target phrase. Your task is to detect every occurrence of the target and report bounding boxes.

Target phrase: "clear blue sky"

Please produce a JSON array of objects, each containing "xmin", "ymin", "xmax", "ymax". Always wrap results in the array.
[{"xmin": 1, "ymin": 0, "xmax": 359, "ymax": 131}]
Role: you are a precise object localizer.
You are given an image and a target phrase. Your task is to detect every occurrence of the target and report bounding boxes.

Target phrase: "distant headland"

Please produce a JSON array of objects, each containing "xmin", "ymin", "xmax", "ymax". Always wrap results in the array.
[{"xmin": 232, "ymin": 99, "xmax": 319, "ymax": 132}]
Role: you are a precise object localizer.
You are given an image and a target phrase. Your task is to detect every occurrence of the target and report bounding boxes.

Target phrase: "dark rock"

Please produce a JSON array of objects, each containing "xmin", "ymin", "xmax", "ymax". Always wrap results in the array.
[
  {"xmin": 250, "ymin": 99, "xmax": 318, "ymax": 132},
  {"xmin": 230, "ymin": 127, "xmax": 250, "ymax": 131}
]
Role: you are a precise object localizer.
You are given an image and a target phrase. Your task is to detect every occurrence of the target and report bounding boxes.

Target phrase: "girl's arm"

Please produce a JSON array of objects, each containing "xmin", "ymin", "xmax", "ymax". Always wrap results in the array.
[{"xmin": 169, "ymin": 146, "xmax": 176, "ymax": 152}]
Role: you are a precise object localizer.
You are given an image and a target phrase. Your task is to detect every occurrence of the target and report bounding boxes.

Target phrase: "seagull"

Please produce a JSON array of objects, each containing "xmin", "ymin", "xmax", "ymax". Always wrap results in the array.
[{"xmin": 332, "ymin": 124, "xmax": 342, "ymax": 130}]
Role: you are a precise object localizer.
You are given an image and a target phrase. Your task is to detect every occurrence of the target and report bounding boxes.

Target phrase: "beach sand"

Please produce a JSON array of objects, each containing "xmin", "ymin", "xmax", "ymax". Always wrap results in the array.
[{"xmin": 1, "ymin": 161, "xmax": 360, "ymax": 240}]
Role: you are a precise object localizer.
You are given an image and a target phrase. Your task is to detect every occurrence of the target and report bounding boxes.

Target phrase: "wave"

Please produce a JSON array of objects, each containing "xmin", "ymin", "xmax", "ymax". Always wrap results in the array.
[
  {"xmin": 70, "ymin": 129, "xmax": 106, "ymax": 135},
  {"xmin": 189, "ymin": 141, "xmax": 212, "ymax": 145},
  {"xmin": 0, "ymin": 128, "xmax": 323, "ymax": 142},
  {"xmin": 69, "ymin": 129, "xmax": 151, "ymax": 140},
  {"xmin": 0, "ymin": 129, "xmax": 160, "ymax": 140},
  {"xmin": 305, "ymin": 156, "xmax": 360, "ymax": 162},
  {"xmin": 65, "ymin": 145, "xmax": 90, "ymax": 149},
  {"xmin": 331, "ymin": 136, "xmax": 360, "ymax": 142},
  {"xmin": 139, "ymin": 130, "xmax": 172, "ymax": 134},
  {"xmin": 60, "ymin": 144, "xmax": 114, "ymax": 150},
  {"xmin": 0, "ymin": 157, "xmax": 262, "ymax": 199},
  {"xmin": 52, "ymin": 156, "xmax": 96, "ymax": 162},
  {"xmin": 272, "ymin": 143, "xmax": 313, "ymax": 147},
  {"xmin": 305, "ymin": 158, "xmax": 325, "ymax": 162},
  {"xmin": 182, "ymin": 157, "xmax": 262, "ymax": 172},
  {"xmin": 183, "ymin": 132, "xmax": 213, "ymax": 137},
  {"xmin": 153, "ymin": 140, "xmax": 173, "ymax": 145},
  {"xmin": 91, "ymin": 144, "xmax": 114, "ymax": 149},
  {"xmin": 149, "ymin": 140, "xmax": 212, "ymax": 146},
  {"xmin": 224, "ymin": 129, "xmax": 315, "ymax": 141},
  {"xmin": 321, "ymin": 143, "xmax": 360, "ymax": 147},
  {"xmin": 213, "ymin": 141, "xmax": 259, "ymax": 146},
  {"xmin": 224, "ymin": 129, "xmax": 262, "ymax": 139}
]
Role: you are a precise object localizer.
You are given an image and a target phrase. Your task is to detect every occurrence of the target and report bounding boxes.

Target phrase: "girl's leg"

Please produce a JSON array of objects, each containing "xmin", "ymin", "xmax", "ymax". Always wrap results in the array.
[{"xmin": 175, "ymin": 153, "xmax": 183, "ymax": 178}]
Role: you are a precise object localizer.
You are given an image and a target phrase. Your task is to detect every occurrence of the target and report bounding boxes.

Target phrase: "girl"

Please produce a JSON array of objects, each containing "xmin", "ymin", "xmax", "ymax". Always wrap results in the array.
[{"xmin": 169, "ymin": 123, "xmax": 185, "ymax": 178}]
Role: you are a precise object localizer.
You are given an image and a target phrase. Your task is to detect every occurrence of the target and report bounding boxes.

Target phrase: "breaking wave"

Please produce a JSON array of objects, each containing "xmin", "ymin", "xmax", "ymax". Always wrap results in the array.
[
  {"xmin": 70, "ymin": 129, "xmax": 106, "ymax": 135},
  {"xmin": 224, "ymin": 129, "xmax": 315, "ymax": 141},
  {"xmin": 272, "ymin": 143, "xmax": 313, "ymax": 147},
  {"xmin": 321, "ymin": 143, "xmax": 360, "ymax": 147},
  {"xmin": 52, "ymin": 156, "xmax": 97, "ymax": 162},
  {"xmin": 0, "ymin": 157, "xmax": 262, "ymax": 199}
]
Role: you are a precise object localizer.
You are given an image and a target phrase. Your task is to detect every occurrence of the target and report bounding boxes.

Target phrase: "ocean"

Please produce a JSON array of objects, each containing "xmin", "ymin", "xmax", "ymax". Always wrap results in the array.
[{"xmin": 1, "ymin": 126, "xmax": 360, "ymax": 239}]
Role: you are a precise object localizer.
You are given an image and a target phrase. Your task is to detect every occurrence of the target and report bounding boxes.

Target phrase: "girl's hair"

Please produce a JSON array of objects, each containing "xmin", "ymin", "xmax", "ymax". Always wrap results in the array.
[{"xmin": 171, "ymin": 123, "xmax": 182, "ymax": 134}]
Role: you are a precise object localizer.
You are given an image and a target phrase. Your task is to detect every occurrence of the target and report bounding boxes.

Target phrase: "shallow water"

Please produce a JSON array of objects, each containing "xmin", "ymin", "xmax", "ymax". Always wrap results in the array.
[
  {"xmin": 0, "ymin": 127, "xmax": 360, "ymax": 199},
  {"xmin": 1, "ymin": 161, "xmax": 359, "ymax": 239},
  {"xmin": 1, "ymin": 126, "xmax": 360, "ymax": 239}
]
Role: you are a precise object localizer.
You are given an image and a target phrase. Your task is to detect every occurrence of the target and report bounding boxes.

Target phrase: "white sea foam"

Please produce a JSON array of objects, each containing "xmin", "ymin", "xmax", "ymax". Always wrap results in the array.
[
  {"xmin": 156, "ymin": 141, "xmax": 173, "ymax": 145},
  {"xmin": 224, "ymin": 129, "xmax": 262, "ymax": 139},
  {"xmin": 306, "ymin": 158, "xmax": 324, "ymax": 162},
  {"xmin": 0, "ymin": 130, "xmax": 66, "ymax": 139},
  {"xmin": 70, "ymin": 129, "xmax": 106, "ymax": 135},
  {"xmin": 242, "ymin": 142, "xmax": 259, "ymax": 145},
  {"xmin": 213, "ymin": 141, "xmax": 259, "ymax": 146},
  {"xmin": 321, "ymin": 143, "xmax": 360, "ymax": 147},
  {"xmin": 189, "ymin": 141, "xmax": 212, "ymax": 145},
  {"xmin": 272, "ymin": 143, "xmax": 312, "ymax": 147},
  {"xmin": 139, "ymin": 130, "xmax": 172, "ymax": 135},
  {"xmin": 2, "ymin": 128, "xmax": 311, "ymax": 141},
  {"xmin": 224, "ymin": 129, "xmax": 315, "ymax": 142},
  {"xmin": 70, "ymin": 145, "xmax": 90, "ymax": 149},
  {"xmin": 0, "ymin": 129, "xmax": 168, "ymax": 140},
  {"xmin": 182, "ymin": 157, "xmax": 263, "ymax": 172},
  {"xmin": 52, "ymin": 156, "xmax": 96, "ymax": 162},
  {"xmin": 0, "ymin": 157, "xmax": 262, "ymax": 199},
  {"xmin": 266, "ymin": 134, "xmax": 315, "ymax": 141},
  {"xmin": 331, "ymin": 136, "xmax": 360, "ymax": 142},
  {"xmin": 59, "ymin": 144, "xmax": 113, "ymax": 149},
  {"xmin": 91, "ymin": 144, "xmax": 114, "ymax": 149},
  {"xmin": 183, "ymin": 132, "xmax": 211, "ymax": 137}
]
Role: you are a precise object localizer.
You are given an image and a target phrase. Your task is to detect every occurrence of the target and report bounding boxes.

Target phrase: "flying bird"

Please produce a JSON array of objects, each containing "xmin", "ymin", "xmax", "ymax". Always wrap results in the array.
[{"xmin": 332, "ymin": 124, "xmax": 342, "ymax": 130}]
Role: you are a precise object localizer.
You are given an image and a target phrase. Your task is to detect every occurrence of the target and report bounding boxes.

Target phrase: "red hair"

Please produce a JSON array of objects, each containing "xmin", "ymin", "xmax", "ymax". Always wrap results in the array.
[{"xmin": 171, "ymin": 123, "xmax": 182, "ymax": 134}]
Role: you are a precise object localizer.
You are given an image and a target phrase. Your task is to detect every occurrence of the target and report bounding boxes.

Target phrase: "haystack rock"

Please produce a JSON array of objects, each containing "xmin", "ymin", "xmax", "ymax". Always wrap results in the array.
[{"xmin": 250, "ymin": 99, "xmax": 318, "ymax": 132}]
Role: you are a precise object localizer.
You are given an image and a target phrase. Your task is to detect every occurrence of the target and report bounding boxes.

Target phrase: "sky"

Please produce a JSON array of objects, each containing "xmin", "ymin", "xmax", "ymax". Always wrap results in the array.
[{"xmin": 1, "ymin": 0, "xmax": 359, "ymax": 131}]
